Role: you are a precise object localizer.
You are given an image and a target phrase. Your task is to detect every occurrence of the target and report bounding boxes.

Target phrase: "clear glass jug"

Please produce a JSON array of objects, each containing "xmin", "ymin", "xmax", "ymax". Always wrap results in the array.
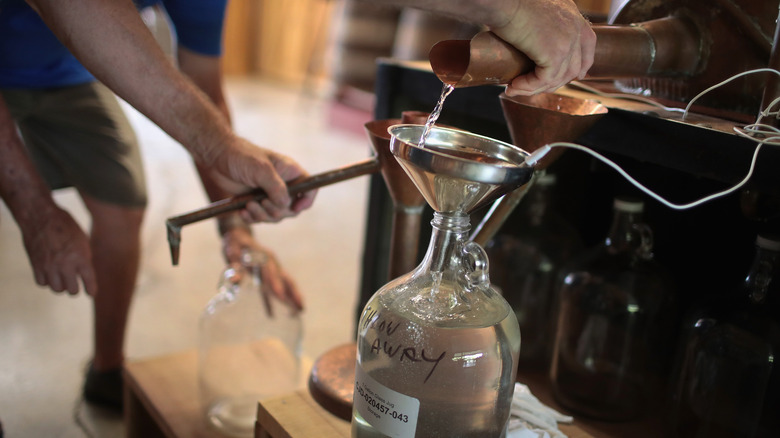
[
  {"xmin": 549, "ymin": 196, "xmax": 676, "ymax": 421},
  {"xmin": 198, "ymin": 251, "xmax": 303, "ymax": 437},
  {"xmin": 352, "ymin": 211, "xmax": 521, "ymax": 437}
]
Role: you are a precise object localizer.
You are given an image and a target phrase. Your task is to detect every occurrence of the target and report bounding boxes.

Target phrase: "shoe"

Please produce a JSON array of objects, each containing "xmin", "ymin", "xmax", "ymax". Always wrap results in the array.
[{"xmin": 83, "ymin": 363, "xmax": 124, "ymax": 411}]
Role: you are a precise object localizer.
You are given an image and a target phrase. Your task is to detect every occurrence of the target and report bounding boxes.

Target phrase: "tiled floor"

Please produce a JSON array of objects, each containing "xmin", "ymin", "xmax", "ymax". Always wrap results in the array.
[{"xmin": 0, "ymin": 78, "xmax": 372, "ymax": 437}]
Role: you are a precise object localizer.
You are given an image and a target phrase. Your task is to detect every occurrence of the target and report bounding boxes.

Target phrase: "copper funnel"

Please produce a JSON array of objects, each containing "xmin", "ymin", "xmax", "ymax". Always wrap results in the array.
[
  {"xmin": 470, "ymin": 93, "xmax": 607, "ymax": 246},
  {"xmin": 364, "ymin": 116, "xmax": 427, "ymax": 279},
  {"xmin": 499, "ymin": 92, "xmax": 608, "ymax": 168}
]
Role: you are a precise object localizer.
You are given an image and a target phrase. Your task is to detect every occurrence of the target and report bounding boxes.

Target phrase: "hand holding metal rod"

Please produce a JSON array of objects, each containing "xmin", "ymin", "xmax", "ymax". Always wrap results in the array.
[{"xmin": 166, "ymin": 158, "xmax": 380, "ymax": 266}]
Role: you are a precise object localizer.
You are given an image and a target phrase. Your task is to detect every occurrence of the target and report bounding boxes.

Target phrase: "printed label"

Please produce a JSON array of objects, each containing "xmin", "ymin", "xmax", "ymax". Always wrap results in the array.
[{"xmin": 354, "ymin": 363, "xmax": 419, "ymax": 437}]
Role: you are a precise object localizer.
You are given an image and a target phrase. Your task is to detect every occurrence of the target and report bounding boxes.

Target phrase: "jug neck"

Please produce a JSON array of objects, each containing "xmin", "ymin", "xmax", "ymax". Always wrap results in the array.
[
  {"xmin": 604, "ymin": 198, "xmax": 652, "ymax": 259},
  {"xmin": 421, "ymin": 212, "xmax": 471, "ymax": 273},
  {"xmin": 744, "ymin": 235, "xmax": 780, "ymax": 304}
]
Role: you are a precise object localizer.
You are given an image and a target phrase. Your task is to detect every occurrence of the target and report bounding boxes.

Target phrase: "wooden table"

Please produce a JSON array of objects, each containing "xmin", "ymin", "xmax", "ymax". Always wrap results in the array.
[
  {"xmin": 124, "ymin": 346, "xmax": 309, "ymax": 438},
  {"xmin": 255, "ymin": 387, "xmax": 599, "ymax": 438},
  {"xmin": 124, "ymin": 346, "xmax": 658, "ymax": 438},
  {"xmin": 255, "ymin": 343, "xmax": 664, "ymax": 438},
  {"xmin": 123, "ymin": 349, "xmax": 224, "ymax": 438}
]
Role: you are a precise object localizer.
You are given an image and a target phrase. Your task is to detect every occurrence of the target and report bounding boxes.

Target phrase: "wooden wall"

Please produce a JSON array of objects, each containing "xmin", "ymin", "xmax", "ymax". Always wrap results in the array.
[{"xmin": 222, "ymin": 0, "xmax": 337, "ymax": 85}]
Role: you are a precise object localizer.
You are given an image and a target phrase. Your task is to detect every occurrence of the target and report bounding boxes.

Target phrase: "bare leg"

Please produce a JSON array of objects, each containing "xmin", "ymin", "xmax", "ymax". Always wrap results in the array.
[{"xmin": 81, "ymin": 193, "xmax": 145, "ymax": 372}]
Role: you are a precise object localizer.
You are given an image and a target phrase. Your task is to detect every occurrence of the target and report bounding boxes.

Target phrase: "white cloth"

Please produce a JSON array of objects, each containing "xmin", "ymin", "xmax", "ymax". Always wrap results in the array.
[{"xmin": 506, "ymin": 383, "xmax": 573, "ymax": 438}]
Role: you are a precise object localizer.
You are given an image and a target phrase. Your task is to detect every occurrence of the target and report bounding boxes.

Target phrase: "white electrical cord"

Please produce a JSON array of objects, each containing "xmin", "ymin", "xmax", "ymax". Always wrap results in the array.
[
  {"xmin": 530, "ymin": 68, "xmax": 780, "ymax": 210},
  {"xmin": 526, "ymin": 140, "xmax": 765, "ymax": 210}
]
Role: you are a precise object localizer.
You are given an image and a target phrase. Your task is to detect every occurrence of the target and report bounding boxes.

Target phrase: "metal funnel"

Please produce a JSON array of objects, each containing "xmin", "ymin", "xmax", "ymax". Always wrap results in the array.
[{"xmin": 388, "ymin": 124, "xmax": 534, "ymax": 215}]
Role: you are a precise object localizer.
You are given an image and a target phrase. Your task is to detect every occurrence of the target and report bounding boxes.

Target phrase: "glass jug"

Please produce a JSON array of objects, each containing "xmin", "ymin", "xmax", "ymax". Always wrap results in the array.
[
  {"xmin": 198, "ymin": 251, "xmax": 303, "ymax": 437},
  {"xmin": 549, "ymin": 196, "xmax": 676, "ymax": 421},
  {"xmin": 352, "ymin": 211, "xmax": 521, "ymax": 437},
  {"xmin": 668, "ymin": 234, "xmax": 780, "ymax": 438}
]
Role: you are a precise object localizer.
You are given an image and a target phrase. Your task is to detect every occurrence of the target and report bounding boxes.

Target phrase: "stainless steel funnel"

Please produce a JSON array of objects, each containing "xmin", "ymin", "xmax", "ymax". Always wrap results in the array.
[{"xmin": 388, "ymin": 124, "xmax": 534, "ymax": 215}]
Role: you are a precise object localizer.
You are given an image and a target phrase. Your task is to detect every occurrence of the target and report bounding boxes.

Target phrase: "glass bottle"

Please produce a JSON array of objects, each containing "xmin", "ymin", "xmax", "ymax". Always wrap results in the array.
[
  {"xmin": 352, "ymin": 211, "xmax": 521, "ymax": 438},
  {"xmin": 198, "ymin": 251, "xmax": 303, "ymax": 437},
  {"xmin": 486, "ymin": 172, "xmax": 583, "ymax": 370},
  {"xmin": 668, "ymin": 234, "xmax": 780, "ymax": 438},
  {"xmin": 549, "ymin": 197, "xmax": 676, "ymax": 421}
]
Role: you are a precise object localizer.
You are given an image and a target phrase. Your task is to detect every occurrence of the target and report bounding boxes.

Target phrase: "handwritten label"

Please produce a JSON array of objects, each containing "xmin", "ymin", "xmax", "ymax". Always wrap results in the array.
[
  {"xmin": 361, "ymin": 308, "xmax": 446, "ymax": 383},
  {"xmin": 354, "ymin": 363, "xmax": 419, "ymax": 437}
]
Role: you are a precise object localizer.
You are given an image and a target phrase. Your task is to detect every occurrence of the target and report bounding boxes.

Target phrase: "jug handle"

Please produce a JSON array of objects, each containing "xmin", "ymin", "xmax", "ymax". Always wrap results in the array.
[{"xmin": 462, "ymin": 241, "xmax": 490, "ymax": 290}]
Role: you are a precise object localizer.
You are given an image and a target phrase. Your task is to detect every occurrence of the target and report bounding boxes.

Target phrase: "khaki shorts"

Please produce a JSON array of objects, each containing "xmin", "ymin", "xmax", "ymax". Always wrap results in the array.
[{"xmin": 1, "ymin": 82, "xmax": 148, "ymax": 207}]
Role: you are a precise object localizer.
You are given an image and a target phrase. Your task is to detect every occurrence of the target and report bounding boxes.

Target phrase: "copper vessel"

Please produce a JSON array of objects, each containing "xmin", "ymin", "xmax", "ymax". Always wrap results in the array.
[{"xmin": 430, "ymin": 0, "xmax": 780, "ymax": 116}]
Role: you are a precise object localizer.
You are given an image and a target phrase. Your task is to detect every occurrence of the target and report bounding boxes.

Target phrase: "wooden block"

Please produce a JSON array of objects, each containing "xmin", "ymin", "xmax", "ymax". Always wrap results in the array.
[{"xmin": 256, "ymin": 391, "xmax": 350, "ymax": 438}]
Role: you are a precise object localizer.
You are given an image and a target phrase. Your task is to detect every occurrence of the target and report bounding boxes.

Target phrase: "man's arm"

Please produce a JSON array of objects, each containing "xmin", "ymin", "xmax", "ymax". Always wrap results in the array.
[
  {"xmin": 25, "ymin": 0, "xmax": 315, "ymax": 219},
  {"xmin": 366, "ymin": 0, "xmax": 596, "ymax": 95},
  {"xmin": 0, "ymin": 96, "xmax": 97, "ymax": 296},
  {"xmin": 177, "ymin": 47, "xmax": 304, "ymax": 310}
]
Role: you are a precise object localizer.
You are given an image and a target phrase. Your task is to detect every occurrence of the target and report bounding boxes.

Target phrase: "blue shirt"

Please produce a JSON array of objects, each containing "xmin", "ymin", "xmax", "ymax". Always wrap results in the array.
[{"xmin": 0, "ymin": 0, "xmax": 227, "ymax": 88}]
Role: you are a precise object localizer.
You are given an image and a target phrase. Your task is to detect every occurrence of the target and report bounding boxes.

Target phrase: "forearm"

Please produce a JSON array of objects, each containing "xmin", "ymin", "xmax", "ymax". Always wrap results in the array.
[
  {"xmin": 364, "ymin": 0, "xmax": 520, "ymax": 29},
  {"xmin": 26, "ymin": 0, "xmax": 233, "ymax": 165},
  {"xmin": 0, "ymin": 97, "xmax": 59, "ymax": 230},
  {"xmin": 176, "ymin": 47, "xmax": 246, "ymax": 233}
]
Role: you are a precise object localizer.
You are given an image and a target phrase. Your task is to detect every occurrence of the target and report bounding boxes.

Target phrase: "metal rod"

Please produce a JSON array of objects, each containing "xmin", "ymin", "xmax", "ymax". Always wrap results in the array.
[{"xmin": 167, "ymin": 158, "xmax": 381, "ymax": 265}]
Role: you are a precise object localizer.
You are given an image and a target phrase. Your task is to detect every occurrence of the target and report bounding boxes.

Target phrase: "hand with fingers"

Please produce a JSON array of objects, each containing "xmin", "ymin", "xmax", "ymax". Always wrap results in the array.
[
  {"xmin": 220, "ymin": 223, "xmax": 304, "ymax": 312},
  {"xmin": 205, "ymin": 136, "xmax": 318, "ymax": 224},
  {"xmin": 21, "ymin": 206, "xmax": 98, "ymax": 296},
  {"xmin": 493, "ymin": 0, "xmax": 596, "ymax": 96}
]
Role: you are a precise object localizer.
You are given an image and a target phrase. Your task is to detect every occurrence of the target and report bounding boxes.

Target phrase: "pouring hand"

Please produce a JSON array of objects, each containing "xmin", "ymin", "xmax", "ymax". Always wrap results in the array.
[
  {"xmin": 221, "ymin": 226, "xmax": 305, "ymax": 312},
  {"xmin": 493, "ymin": 0, "xmax": 596, "ymax": 96},
  {"xmin": 20, "ymin": 205, "xmax": 98, "ymax": 297},
  {"xmin": 207, "ymin": 136, "xmax": 317, "ymax": 223}
]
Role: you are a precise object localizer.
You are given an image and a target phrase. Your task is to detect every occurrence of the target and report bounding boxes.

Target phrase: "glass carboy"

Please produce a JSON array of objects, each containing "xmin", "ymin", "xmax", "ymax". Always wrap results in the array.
[
  {"xmin": 549, "ymin": 196, "xmax": 676, "ymax": 421},
  {"xmin": 198, "ymin": 251, "xmax": 303, "ymax": 437},
  {"xmin": 353, "ymin": 212, "xmax": 520, "ymax": 437},
  {"xmin": 351, "ymin": 123, "xmax": 531, "ymax": 437}
]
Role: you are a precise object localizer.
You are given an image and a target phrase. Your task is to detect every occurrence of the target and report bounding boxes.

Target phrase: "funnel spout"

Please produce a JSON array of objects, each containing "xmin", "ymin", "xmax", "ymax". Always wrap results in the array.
[{"xmin": 469, "ymin": 180, "xmax": 533, "ymax": 246}]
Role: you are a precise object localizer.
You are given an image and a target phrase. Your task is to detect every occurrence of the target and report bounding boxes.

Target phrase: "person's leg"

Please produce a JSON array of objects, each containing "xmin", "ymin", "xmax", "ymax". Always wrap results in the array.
[
  {"xmin": 6, "ymin": 83, "xmax": 148, "ymax": 409},
  {"xmin": 81, "ymin": 194, "xmax": 145, "ymax": 372}
]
